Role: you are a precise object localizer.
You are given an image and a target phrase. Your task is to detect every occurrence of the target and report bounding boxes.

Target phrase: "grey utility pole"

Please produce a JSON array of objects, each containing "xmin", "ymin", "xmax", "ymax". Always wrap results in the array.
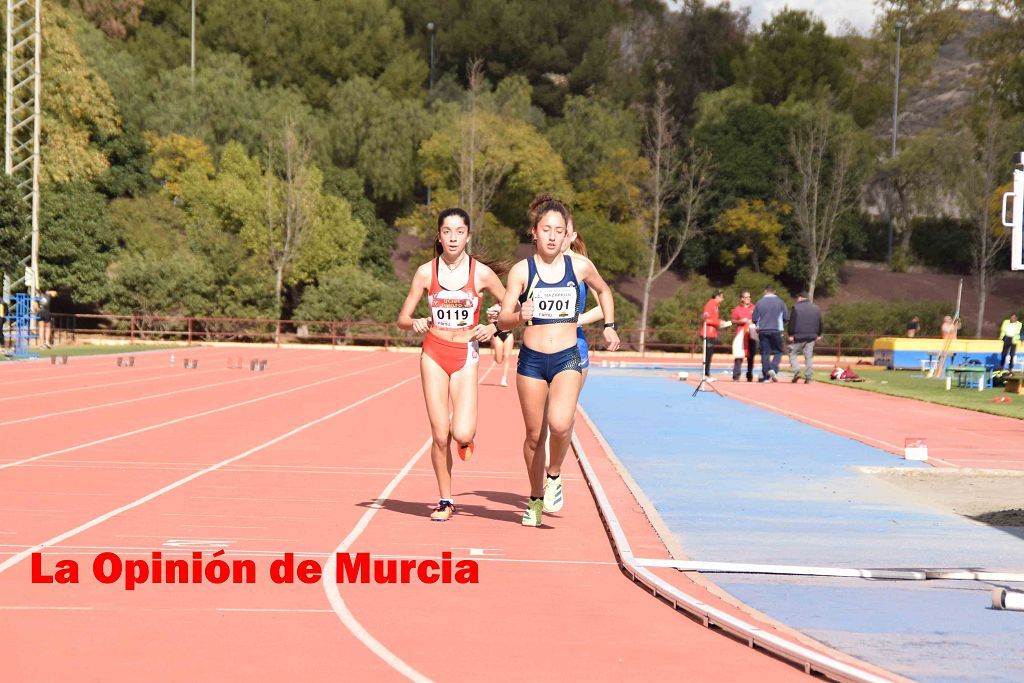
[
  {"xmin": 426, "ymin": 21, "xmax": 435, "ymax": 209},
  {"xmin": 888, "ymin": 21, "xmax": 904, "ymax": 264}
]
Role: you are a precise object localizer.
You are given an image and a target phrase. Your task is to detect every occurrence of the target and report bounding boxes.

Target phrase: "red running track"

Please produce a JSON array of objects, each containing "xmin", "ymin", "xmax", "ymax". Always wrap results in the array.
[
  {"xmin": 706, "ymin": 377, "xmax": 1024, "ymax": 470},
  {"xmin": 0, "ymin": 347, "xmax": 865, "ymax": 681}
]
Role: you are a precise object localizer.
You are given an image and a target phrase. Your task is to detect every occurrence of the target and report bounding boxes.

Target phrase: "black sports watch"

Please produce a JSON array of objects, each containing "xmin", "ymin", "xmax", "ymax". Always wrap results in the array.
[{"xmin": 604, "ymin": 322, "xmax": 618, "ymax": 331}]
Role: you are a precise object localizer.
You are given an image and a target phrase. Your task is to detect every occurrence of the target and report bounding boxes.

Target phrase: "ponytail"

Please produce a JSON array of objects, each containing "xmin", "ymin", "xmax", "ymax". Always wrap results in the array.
[{"xmin": 571, "ymin": 232, "xmax": 589, "ymax": 259}]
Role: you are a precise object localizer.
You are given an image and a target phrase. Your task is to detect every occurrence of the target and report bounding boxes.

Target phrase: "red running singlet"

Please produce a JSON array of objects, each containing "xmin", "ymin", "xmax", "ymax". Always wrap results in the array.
[
  {"xmin": 428, "ymin": 257, "xmax": 480, "ymax": 330},
  {"xmin": 422, "ymin": 257, "xmax": 482, "ymax": 376}
]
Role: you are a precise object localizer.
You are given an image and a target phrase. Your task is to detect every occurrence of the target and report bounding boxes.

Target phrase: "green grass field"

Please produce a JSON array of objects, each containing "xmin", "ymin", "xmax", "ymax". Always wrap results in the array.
[
  {"xmin": 3, "ymin": 344, "xmax": 179, "ymax": 360},
  {"xmin": 825, "ymin": 367, "xmax": 1024, "ymax": 420}
]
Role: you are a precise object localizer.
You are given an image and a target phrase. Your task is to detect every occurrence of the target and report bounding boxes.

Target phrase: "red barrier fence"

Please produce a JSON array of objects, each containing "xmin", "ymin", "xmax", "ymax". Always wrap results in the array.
[{"xmin": 48, "ymin": 312, "xmax": 880, "ymax": 358}]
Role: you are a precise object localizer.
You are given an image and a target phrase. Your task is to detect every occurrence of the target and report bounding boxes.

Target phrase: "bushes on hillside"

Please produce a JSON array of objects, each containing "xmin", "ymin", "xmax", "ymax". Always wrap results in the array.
[{"xmin": 823, "ymin": 300, "xmax": 956, "ymax": 337}]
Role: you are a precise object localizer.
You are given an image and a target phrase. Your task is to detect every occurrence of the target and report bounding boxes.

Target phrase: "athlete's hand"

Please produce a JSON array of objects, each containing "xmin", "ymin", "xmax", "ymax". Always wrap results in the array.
[
  {"xmin": 603, "ymin": 327, "xmax": 621, "ymax": 352},
  {"xmin": 720, "ymin": 320, "xmax": 733, "ymax": 329},
  {"xmin": 486, "ymin": 304, "xmax": 501, "ymax": 323},
  {"xmin": 520, "ymin": 299, "xmax": 535, "ymax": 323},
  {"xmin": 471, "ymin": 324, "xmax": 495, "ymax": 342},
  {"xmin": 412, "ymin": 317, "xmax": 431, "ymax": 334}
]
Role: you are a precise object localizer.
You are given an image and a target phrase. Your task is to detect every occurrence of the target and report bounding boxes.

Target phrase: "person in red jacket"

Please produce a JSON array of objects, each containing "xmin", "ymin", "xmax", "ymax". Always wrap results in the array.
[
  {"xmin": 698, "ymin": 290, "xmax": 730, "ymax": 380},
  {"xmin": 730, "ymin": 290, "xmax": 757, "ymax": 382}
]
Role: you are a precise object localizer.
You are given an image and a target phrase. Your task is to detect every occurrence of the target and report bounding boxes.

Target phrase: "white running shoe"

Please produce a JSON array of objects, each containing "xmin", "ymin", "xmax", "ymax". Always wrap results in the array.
[{"xmin": 543, "ymin": 475, "xmax": 563, "ymax": 513}]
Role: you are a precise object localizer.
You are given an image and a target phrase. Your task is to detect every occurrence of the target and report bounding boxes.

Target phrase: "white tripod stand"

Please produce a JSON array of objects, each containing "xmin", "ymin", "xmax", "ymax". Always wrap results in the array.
[{"xmin": 692, "ymin": 318, "xmax": 727, "ymax": 397}]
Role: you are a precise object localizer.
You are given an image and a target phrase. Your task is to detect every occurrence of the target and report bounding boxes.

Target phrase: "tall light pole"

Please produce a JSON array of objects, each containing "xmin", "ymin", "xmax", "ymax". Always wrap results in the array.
[
  {"xmin": 191, "ymin": 0, "xmax": 196, "ymax": 92},
  {"xmin": 426, "ymin": 21, "xmax": 435, "ymax": 209},
  {"xmin": 427, "ymin": 21, "xmax": 436, "ymax": 91},
  {"xmin": 888, "ymin": 21, "xmax": 904, "ymax": 264}
]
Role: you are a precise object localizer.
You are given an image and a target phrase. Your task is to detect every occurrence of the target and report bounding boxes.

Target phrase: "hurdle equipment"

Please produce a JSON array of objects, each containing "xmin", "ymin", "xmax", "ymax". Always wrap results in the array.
[
  {"xmin": 259, "ymin": 360, "xmax": 268, "ymax": 371},
  {"xmin": 250, "ymin": 359, "xmax": 258, "ymax": 371},
  {"xmin": 227, "ymin": 356, "xmax": 244, "ymax": 369}
]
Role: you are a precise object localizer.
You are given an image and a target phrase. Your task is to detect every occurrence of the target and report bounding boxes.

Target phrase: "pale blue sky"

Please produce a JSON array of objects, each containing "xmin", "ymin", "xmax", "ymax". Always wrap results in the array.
[{"xmin": 669, "ymin": 1, "xmax": 879, "ymax": 35}]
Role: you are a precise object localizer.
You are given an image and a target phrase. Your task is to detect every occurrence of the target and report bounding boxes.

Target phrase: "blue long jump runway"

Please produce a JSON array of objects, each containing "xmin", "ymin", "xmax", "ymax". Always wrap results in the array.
[{"xmin": 581, "ymin": 372, "xmax": 1024, "ymax": 683}]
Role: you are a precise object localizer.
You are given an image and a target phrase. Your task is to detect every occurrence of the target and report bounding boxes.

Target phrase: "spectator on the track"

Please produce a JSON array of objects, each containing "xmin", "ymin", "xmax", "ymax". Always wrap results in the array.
[
  {"xmin": 906, "ymin": 315, "xmax": 920, "ymax": 338},
  {"xmin": 730, "ymin": 290, "xmax": 757, "ymax": 382},
  {"xmin": 752, "ymin": 285, "xmax": 788, "ymax": 382},
  {"xmin": 788, "ymin": 293, "xmax": 822, "ymax": 384},
  {"xmin": 37, "ymin": 290, "xmax": 55, "ymax": 348},
  {"xmin": 698, "ymin": 290, "xmax": 730, "ymax": 381},
  {"xmin": 999, "ymin": 314, "xmax": 1022, "ymax": 371}
]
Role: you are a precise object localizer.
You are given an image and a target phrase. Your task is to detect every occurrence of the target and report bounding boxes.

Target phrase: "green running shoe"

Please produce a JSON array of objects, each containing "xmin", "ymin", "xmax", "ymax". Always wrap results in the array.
[
  {"xmin": 543, "ymin": 474, "xmax": 563, "ymax": 513},
  {"xmin": 522, "ymin": 498, "xmax": 543, "ymax": 527}
]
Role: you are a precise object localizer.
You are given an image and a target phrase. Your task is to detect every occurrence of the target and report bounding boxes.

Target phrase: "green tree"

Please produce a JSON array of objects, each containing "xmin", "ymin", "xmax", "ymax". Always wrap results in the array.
[
  {"xmin": 546, "ymin": 94, "xmax": 642, "ymax": 188},
  {"xmin": 41, "ymin": 4, "xmax": 122, "ymax": 185},
  {"xmin": 394, "ymin": 0, "xmax": 625, "ymax": 112},
  {"xmin": 326, "ymin": 77, "xmax": 429, "ymax": 204},
  {"xmin": 197, "ymin": 0, "xmax": 420, "ymax": 106},
  {"xmin": 40, "ymin": 183, "xmax": 119, "ymax": 309},
  {"xmin": 294, "ymin": 264, "xmax": 405, "ymax": 324},
  {"xmin": 109, "ymin": 250, "xmax": 217, "ymax": 317},
  {"xmin": 417, "ymin": 64, "xmax": 572, "ymax": 247},
  {"xmin": 693, "ymin": 88, "xmax": 790, "ymax": 211},
  {"xmin": 608, "ymin": 0, "xmax": 748, "ymax": 123},
  {"xmin": 108, "ymin": 193, "xmax": 187, "ymax": 257},
  {"xmin": 0, "ymin": 175, "xmax": 30, "ymax": 277},
  {"xmin": 734, "ymin": 9, "xmax": 852, "ymax": 107}
]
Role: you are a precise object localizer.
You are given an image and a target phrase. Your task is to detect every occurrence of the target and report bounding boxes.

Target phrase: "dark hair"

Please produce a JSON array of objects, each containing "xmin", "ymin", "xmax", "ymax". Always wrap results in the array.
[
  {"xmin": 528, "ymin": 192, "xmax": 571, "ymax": 230},
  {"xmin": 434, "ymin": 207, "xmax": 509, "ymax": 276},
  {"xmin": 435, "ymin": 208, "xmax": 471, "ymax": 257}
]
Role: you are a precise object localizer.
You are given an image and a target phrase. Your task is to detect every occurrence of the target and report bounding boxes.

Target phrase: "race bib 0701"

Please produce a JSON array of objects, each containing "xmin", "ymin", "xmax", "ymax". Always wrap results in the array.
[{"xmin": 531, "ymin": 287, "xmax": 577, "ymax": 320}]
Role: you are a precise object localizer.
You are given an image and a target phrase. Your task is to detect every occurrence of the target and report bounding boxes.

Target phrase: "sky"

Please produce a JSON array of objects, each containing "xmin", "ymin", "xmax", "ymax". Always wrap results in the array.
[{"xmin": 669, "ymin": 1, "xmax": 879, "ymax": 35}]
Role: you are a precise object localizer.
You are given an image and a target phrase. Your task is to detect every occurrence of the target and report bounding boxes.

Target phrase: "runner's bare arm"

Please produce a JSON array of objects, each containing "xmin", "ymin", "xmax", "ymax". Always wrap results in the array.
[
  {"xmin": 498, "ymin": 260, "xmax": 530, "ymax": 331},
  {"xmin": 576, "ymin": 259, "xmax": 620, "ymax": 351},
  {"xmin": 471, "ymin": 263, "xmax": 507, "ymax": 341},
  {"xmin": 397, "ymin": 264, "xmax": 431, "ymax": 334}
]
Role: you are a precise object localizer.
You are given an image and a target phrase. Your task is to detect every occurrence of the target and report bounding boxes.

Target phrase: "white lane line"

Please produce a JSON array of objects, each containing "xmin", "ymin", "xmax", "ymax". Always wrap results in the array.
[
  {"xmin": 0, "ymin": 605, "xmax": 94, "ymax": 611},
  {"xmin": 0, "ymin": 349, "xmax": 232, "ymax": 387},
  {"xmin": 320, "ymin": 361, "xmax": 499, "ymax": 683},
  {"xmin": 0, "ymin": 349, "xmax": 328, "ymax": 403},
  {"xmin": 0, "ymin": 355, "xmax": 406, "ymax": 471},
  {"xmin": 0, "ymin": 373, "xmax": 419, "ymax": 575},
  {"xmin": 217, "ymin": 608, "xmax": 335, "ymax": 614},
  {"xmin": 323, "ymin": 437, "xmax": 434, "ymax": 683},
  {"xmin": 0, "ymin": 352, "xmax": 354, "ymax": 427}
]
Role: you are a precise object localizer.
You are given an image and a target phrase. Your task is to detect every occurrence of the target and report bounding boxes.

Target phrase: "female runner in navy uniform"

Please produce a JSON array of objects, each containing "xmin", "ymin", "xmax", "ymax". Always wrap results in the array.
[
  {"xmin": 497, "ymin": 194, "xmax": 620, "ymax": 527},
  {"xmin": 397, "ymin": 208, "xmax": 506, "ymax": 521},
  {"xmin": 540, "ymin": 216, "xmax": 605, "ymax": 514}
]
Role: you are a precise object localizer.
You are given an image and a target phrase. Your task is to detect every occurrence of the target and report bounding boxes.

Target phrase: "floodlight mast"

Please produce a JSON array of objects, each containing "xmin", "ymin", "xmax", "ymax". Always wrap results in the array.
[
  {"xmin": 4, "ymin": 0, "xmax": 42, "ymax": 311},
  {"xmin": 1005, "ymin": 152, "xmax": 1024, "ymax": 270}
]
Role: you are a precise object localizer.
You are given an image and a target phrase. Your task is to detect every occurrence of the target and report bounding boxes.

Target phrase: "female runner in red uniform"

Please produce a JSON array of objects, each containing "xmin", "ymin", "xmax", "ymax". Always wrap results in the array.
[
  {"xmin": 497, "ymin": 195, "xmax": 620, "ymax": 527},
  {"xmin": 397, "ymin": 208, "xmax": 507, "ymax": 521}
]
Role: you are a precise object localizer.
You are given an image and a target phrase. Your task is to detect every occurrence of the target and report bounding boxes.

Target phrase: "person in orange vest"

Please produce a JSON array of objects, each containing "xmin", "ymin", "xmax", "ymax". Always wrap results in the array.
[{"xmin": 699, "ymin": 290, "xmax": 731, "ymax": 381}]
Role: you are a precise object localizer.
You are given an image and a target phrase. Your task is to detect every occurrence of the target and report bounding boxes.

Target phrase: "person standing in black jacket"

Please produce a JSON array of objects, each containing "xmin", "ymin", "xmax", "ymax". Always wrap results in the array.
[{"xmin": 788, "ymin": 292, "xmax": 823, "ymax": 383}]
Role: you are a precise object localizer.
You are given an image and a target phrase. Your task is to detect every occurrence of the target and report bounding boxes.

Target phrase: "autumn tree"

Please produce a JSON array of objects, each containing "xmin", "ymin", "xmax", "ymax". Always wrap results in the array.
[
  {"xmin": 638, "ymin": 83, "xmax": 713, "ymax": 353},
  {"xmin": 716, "ymin": 200, "xmax": 789, "ymax": 276},
  {"xmin": 780, "ymin": 101, "xmax": 867, "ymax": 301}
]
